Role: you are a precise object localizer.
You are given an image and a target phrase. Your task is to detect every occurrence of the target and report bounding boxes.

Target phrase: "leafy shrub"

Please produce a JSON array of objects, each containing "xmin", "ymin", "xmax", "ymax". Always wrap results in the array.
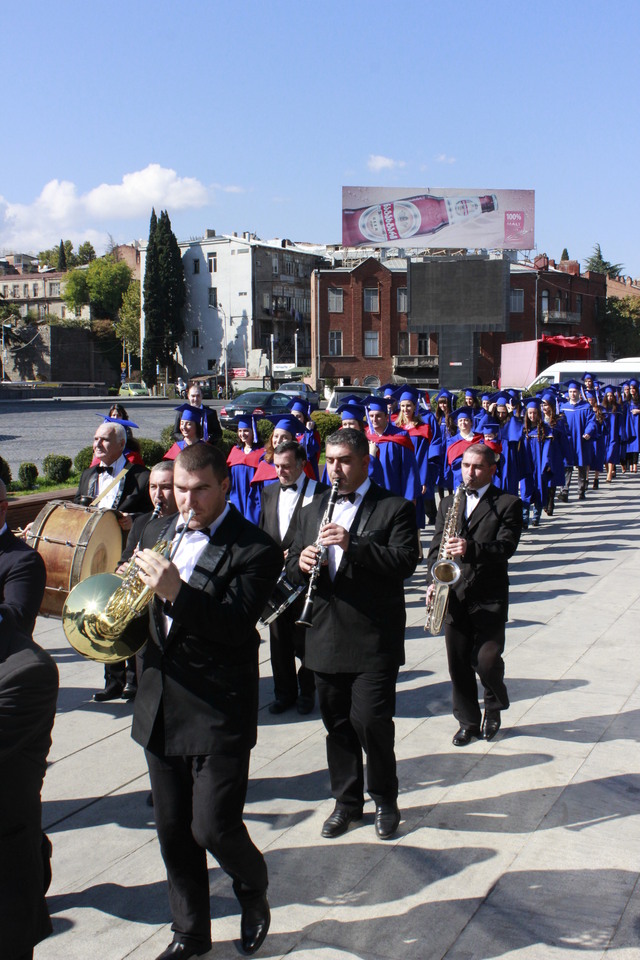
[
  {"xmin": 0, "ymin": 457, "xmax": 11, "ymax": 485},
  {"xmin": 18, "ymin": 462, "xmax": 38, "ymax": 488},
  {"xmin": 43, "ymin": 454, "xmax": 73, "ymax": 483},
  {"xmin": 311, "ymin": 411, "xmax": 342, "ymax": 444},
  {"xmin": 137, "ymin": 438, "xmax": 165, "ymax": 467},
  {"xmin": 160, "ymin": 424, "xmax": 175, "ymax": 451},
  {"xmin": 256, "ymin": 418, "xmax": 274, "ymax": 446},
  {"xmin": 74, "ymin": 446, "xmax": 94, "ymax": 474}
]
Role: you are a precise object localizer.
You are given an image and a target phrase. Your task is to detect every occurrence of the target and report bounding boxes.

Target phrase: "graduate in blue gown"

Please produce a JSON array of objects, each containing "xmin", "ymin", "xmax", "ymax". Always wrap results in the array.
[
  {"xmin": 320, "ymin": 398, "xmax": 385, "ymax": 487},
  {"xmin": 226, "ymin": 414, "xmax": 264, "ymax": 525},
  {"xmin": 363, "ymin": 395, "xmax": 421, "ymax": 502}
]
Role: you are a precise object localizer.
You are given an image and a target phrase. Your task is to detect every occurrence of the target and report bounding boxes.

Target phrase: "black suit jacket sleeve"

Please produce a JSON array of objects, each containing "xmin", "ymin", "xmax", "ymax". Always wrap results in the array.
[
  {"xmin": 0, "ymin": 533, "xmax": 46, "ymax": 635},
  {"xmin": 346, "ymin": 496, "xmax": 418, "ymax": 580}
]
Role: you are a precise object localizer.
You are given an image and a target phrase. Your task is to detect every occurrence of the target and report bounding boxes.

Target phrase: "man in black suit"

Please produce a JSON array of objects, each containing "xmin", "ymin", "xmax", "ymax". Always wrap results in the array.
[
  {"xmin": 0, "ymin": 481, "xmax": 59, "ymax": 960},
  {"xmin": 75, "ymin": 421, "xmax": 152, "ymax": 701},
  {"xmin": 258, "ymin": 440, "xmax": 326, "ymax": 716},
  {"xmin": 286, "ymin": 429, "xmax": 419, "ymax": 841},
  {"xmin": 132, "ymin": 444, "xmax": 282, "ymax": 959},
  {"xmin": 172, "ymin": 382, "xmax": 222, "ymax": 445},
  {"xmin": 426, "ymin": 444, "xmax": 522, "ymax": 747}
]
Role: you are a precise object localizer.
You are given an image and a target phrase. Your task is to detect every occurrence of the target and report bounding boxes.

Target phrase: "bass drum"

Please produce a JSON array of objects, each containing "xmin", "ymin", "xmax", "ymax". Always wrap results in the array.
[{"xmin": 26, "ymin": 501, "xmax": 122, "ymax": 618}]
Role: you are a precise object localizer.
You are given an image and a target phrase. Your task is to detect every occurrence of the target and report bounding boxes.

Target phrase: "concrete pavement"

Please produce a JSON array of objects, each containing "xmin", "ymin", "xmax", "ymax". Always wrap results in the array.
[{"xmin": 35, "ymin": 474, "xmax": 640, "ymax": 960}]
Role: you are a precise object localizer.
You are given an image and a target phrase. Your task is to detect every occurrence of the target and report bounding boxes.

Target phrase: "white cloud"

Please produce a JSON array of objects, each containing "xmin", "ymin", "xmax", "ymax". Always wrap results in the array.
[
  {"xmin": 212, "ymin": 183, "xmax": 246, "ymax": 195},
  {"xmin": 0, "ymin": 164, "xmax": 209, "ymax": 254},
  {"xmin": 367, "ymin": 154, "xmax": 406, "ymax": 172},
  {"xmin": 435, "ymin": 153, "xmax": 456, "ymax": 164}
]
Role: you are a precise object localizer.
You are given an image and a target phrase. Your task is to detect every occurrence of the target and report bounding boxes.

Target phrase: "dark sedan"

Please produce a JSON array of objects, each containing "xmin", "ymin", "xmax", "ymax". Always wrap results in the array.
[{"xmin": 219, "ymin": 390, "xmax": 294, "ymax": 428}]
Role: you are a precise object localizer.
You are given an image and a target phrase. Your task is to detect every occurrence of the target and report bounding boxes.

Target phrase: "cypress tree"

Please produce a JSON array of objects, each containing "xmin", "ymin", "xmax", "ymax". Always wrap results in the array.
[
  {"xmin": 142, "ymin": 209, "xmax": 161, "ymax": 387},
  {"xmin": 58, "ymin": 239, "xmax": 67, "ymax": 272}
]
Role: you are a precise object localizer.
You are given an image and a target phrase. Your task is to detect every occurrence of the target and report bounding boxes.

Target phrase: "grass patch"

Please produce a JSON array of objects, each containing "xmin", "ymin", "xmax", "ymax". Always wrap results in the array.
[{"xmin": 7, "ymin": 475, "xmax": 79, "ymax": 497}]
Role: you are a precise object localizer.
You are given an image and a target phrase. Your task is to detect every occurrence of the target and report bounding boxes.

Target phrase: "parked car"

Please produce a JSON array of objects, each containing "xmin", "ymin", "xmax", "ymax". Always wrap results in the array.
[
  {"xmin": 325, "ymin": 385, "xmax": 371, "ymax": 414},
  {"xmin": 220, "ymin": 390, "xmax": 294, "ymax": 428},
  {"xmin": 119, "ymin": 382, "xmax": 149, "ymax": 397},
  {"xmin": 276, "ymin": 381, "xmax": 320, "ymax": 406}
]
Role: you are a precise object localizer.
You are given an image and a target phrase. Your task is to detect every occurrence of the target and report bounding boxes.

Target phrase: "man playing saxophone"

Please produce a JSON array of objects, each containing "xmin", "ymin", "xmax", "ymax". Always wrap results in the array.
[
  {"xmin": 425, "ymin": 445, "xmax": 522, "ymax": 747},
  {"xmin": 286, "ymin": 429, "xmax": 418, "ymax": 841}
]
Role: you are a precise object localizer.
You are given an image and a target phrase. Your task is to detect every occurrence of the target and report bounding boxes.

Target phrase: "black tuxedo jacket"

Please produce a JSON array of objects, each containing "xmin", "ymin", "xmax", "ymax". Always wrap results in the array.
[
  {"xmin": 258, "ymin": 476, "xmax": 328, "ymax": 551},
  {"xmin": 172, "ymin": 404, "xmax": 222, "ymax": 443},
  {"xmin": 0, "ymin": 527, "xmax": 47, "ymax": 634},
  {"xmin": 426, "ymin": 485, "xmax": 522, "ymax": 619},
  {"xmin": 132, "ymin": 505, "xmax": 282, "ymax": 757},
  {"xmin": 0, "ymin": 618, "xmax": 58, "ymax": 957},
  {"xmin": 286, "ymin": 484, "xmax": 419, "ymax": 674},
  {"xmin": 75, "ymin": 462, "xmax": 152, "ymax": 516}
]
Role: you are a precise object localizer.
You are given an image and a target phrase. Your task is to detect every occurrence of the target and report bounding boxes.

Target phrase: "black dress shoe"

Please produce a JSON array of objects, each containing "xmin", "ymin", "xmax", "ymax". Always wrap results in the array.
[
  {"xmin": 122, "ymin": 683, "xmax": 137, "ymax": 700},
  {"xmin": 558, "ymin": 490, "xmax": 569, "ymax": 503},
  {"xmin": 240, "ymin": 893, "xmax": 270, "ymax": 955},
  {"xmin": 482, "ymin": 710, "xmax": 501, "ymax": 741},
  {"xmin": 375, "ymin": 801, "xmax": 401, "ymax": 840},
  {"xmin": 93, "ymin": 682, "xmax": 124, "ymax": 702},
  {"xmin": 452, "ymin": 725, "xmax": 481, "ymax": 747},
  {"xmin": 296, "ymin": 693, "xmax": 315, "ymax": 715},
  {"xmin": 268, "ymin": 698, "xmax": 295, "ymax": 715},
  {"xmin": 321, "ymin": 804, "xmax": 363, "ymax": 838},
  {"xmin": 154, "ymin": 940, "xmax": 211, "ymax": 960}
]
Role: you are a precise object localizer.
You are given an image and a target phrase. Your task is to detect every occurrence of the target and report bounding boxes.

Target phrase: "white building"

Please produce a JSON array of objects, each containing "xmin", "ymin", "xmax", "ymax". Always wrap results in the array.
[{"xmin": 139, "ymin": 229, "xmax": 328, "ymax": 383}]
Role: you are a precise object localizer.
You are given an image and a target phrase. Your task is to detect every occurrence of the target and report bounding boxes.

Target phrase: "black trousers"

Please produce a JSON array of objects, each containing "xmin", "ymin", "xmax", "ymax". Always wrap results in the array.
[
  {"xmin": 563, "ymin": 465, "xmax": 588, "ymax": 496},
  {"xmin": 269, "ymin": 600, "xmax": 315, "ymax": 703},
  {"xmin": 145, "ymin": 749, "xmax": 267, "ymax": 947},
  {"xmin": 314, "ymin": 669, "xmax": 399, "ymax": 811},
  {"xmin": 444, "ymin": 601, "xmax": 510, "ymax": 727}
]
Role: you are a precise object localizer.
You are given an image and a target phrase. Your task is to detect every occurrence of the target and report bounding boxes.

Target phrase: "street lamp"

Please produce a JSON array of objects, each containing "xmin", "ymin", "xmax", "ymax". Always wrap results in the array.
[
  {"xmin": 2, "ymin": 322, "xmax": 12, "ymax": 381},
  {"xmin": 218, "ymin": 302, "xmax": 229, "ymax": 399}
]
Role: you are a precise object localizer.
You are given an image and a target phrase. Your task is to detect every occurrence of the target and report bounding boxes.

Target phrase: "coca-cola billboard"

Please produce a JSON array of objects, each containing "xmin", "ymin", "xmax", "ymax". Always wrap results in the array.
[{"xmin": 342, "ymin": 186, "xmax": 534, "ymax": 250}]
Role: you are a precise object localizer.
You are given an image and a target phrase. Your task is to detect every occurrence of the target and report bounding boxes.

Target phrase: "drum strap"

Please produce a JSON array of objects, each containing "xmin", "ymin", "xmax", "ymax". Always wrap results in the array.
[{"xmin": 90, "ymin": 466, "xmax": 129, "ymax": 507}]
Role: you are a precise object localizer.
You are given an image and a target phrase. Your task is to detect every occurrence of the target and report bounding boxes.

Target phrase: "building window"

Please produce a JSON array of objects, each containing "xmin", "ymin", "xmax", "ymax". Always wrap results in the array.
[
  {"xmin": 208, "ymin": 253, "xmax": 217, "ymax": 273},
  {"xmin": 576, "ymin": 294, "xmax": 582, "ymax": 316},
  {"xmin": 61, "ymin": 306, "xmax": 66, "ymax": 319},
  {"xmin": 193, "ymin": 258, "xmax": 200, "ymax": 274},
  {"xmin": 272, "ymin": 255, "xmax": 279, "ymax": 275},
  {"xmin": 32, "ymin": 283, "xmax": 38, "ymax": 297},
  {"xmin": 208, "ymin": 288, "xmax": 218, "ymax": 308},
  {"xmin": 284, "ymin": 254, "xmax": 294, "ymax": 275},
  {"xmin": 364, "ymin": 330, "xmax": 379, "ymax": 356},
  {"xmin": 510, "ymin": 288, "xmax": 524, "ymax": 312},
  {"xmin": 329, "ymin": 331, "xmax": 343, "ymax": 356},
  {"xmin": 398, "ymin": 331, "xmax": 409, "ymax": 354},
  {"xmin": 397, "ymin": 287, "xmax": 408, "ymax": 312},
  {"xmin": 23, "ymin": 284, "xmax": 29, "ymax": 297},
  {"xmin": 541, "ymin": 290, "xmax": 549, "ymax": 319},
  {"xmin": 364, "ymin": 287, "xmax": 379, "ymax": 312},
  {"xmin": 12, "ymin": 285, "xmax": 19, "ymax": 297},
  {"xmin": 49, "ymin": 282, "xmax": 60, "ymax": 296},
  {"xmin": 417, "ymin": 333, "xmax": 430, "ymax": 356},
  {"xmin": 328, "ymin": 287, "xmax": 344, "ymax": 312},
  {"xmin": 191, "ymin": 329, "xmax": 200, "ymax": 348},
  {"xmin": 2, "ymin": 285, "xmax": 7, "ymax": 296},
  {"xmin": 262, "ymin": 292, "xmax": 271, "ymax": 311}
]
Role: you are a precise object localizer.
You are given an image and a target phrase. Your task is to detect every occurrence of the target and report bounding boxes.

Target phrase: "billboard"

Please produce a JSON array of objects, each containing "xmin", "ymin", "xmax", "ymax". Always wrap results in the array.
[{"xmin": 342, "ymin": 186, "xmax": 534, "ymax": 250}]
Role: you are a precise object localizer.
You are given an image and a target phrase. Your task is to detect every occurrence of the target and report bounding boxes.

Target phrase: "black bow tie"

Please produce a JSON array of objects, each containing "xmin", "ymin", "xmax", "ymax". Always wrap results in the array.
[
  {"xmin": 280, "ymin": 483, "xmax": 298, "ymax": 491},
  {"xmin": 337, "ymin": 492, "xmax": 356, "ymax": 504},
  {"xmin": 467, "ymin": 490, "xmax": 479, "ymax": 499},
  {"xmin": 96, "ymin": 465, "xmax": 113, "ymax": 475}
]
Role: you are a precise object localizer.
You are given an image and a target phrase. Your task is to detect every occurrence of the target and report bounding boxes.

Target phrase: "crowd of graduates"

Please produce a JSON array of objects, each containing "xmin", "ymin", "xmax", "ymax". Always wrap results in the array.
[{"xmin": 160, "ymin": 373, "xmax": 640, "ymax": 537}]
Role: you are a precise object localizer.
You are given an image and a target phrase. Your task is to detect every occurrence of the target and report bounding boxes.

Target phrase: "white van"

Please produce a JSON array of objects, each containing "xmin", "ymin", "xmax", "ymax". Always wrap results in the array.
[{"xmin": 528, "ymin": 358, "xmax": 640, "ymax": 393}]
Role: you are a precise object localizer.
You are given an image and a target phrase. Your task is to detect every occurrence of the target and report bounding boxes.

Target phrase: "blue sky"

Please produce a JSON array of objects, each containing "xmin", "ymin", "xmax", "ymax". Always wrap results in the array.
[{"xmin": 2, "ymin": 0, "xmax": 639, "ymax": 274}]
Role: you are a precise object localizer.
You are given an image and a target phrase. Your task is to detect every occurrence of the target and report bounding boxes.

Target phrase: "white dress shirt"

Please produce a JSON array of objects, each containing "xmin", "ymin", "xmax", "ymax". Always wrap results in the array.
[
  {"xmin": 465, "ymin": 483, "xmax": 490, "ymax": 519},
  {"xmin": 278, "ymin": 474, "xmax": 305, "ymax": 541},
  {"xmin": 327, "ymin": 478, "xmax": 371, "ymax": 579},
  {"xmin": 95, "ymin": 454, "xmax": 127, "ymax": 509}
]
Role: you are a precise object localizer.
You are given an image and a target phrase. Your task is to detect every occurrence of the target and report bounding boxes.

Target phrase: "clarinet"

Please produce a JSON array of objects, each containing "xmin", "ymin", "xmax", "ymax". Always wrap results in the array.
[{"xmin": 295, "ymin": 479, "xmax": 341, "ymax": 628}]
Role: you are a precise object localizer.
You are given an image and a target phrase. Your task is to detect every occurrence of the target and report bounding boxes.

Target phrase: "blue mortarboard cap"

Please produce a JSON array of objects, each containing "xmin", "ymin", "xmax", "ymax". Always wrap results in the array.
[
  {"xmin": 602, "ymin": 384, "xmax": 615, "ymax": 394},
  {"xmin": 289, "ymin": 398, "xmax": 310, "ymax": 416},
  {"xmin": 337, "ymin": 401, "xmax": 366, "ymax": 421},
  {"xmin": 565, "ymin": 380, "xmax": 581, "ymax": 390},
  {"xmin": 264, "ymin": 414, "xmax": 301, "ymax": 435},
  {"xmin": 495, "ymin": 394, "xmax": 511, "ymax": 406},
  {"xmin": 397, "ymin": 386, "xmax": 419, "ymax": 405},
  {"xmin": 526, "ymin": 398, "xmax": 541, "ymax": 410},
  {"xmin": 98, "ymin": 414, "xmax": 139, "ymax": 430},
  {"xmin": 454, "ymin": 407, "xmax": 474, "ymax": 422},
  {"xmin": 508, "ymin": 389, "xmax": 521, "ymax": 401},
  {"xmin": 380, "ymin": 383, "xmax": 396, "ymax": 397},
  {"xmin": 174, "ymin": 403, "xmax": 204, "ymax": 423},
  {"xmin": 481, "ymin": 393, "xmax": 491, "ymax": 402},
  {"xmin": 435, "ymin": 389, "xmax": 453, "ymax": 403},
  {"xmin": 363, "ymin": 395, "xmax": 390, "ymax": 413},
  {"xmin": 630, "ymin": 379, "xmax": 639, "ymax": 388},
  {"xmin": 541, "ymin": 390, "xmax": 557, "ymax": 405},
  {"xmin": 464, "ymin": 388, "xmax": 477, "ymax": 399},
  {"xmin": 584, "ymin": 390, "xmax": 596, "ymax": 400},
  {"xmin": 233, "ymin": 414, "xmax": 259, "ymax": 444},
  {"xmin": 481, "ymin": 421, "xmax": 500, "ymax": 434},
  {"xmin": 334, "ymin": 394, "xmax": 363, "ymax": 407},
  {"xmin": 583, "ymin": 371, "xmax": 594, "ymax": 380}
]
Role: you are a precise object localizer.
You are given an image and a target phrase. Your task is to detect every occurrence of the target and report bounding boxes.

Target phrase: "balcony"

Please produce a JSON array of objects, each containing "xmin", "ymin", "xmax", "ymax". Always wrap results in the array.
[
  {"xmin": 392, "ymin": 354, "xmax": 438, "ymax": 370},
  {"xmin": 541, "ymin": 310, "xmax": 581, "ymax": 326}
]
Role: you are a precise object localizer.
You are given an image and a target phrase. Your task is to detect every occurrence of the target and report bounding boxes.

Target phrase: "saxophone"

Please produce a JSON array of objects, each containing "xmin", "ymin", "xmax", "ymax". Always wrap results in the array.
[{"xmin": 425, "ymin": 484, "xmax": 467, "ymax": 635}]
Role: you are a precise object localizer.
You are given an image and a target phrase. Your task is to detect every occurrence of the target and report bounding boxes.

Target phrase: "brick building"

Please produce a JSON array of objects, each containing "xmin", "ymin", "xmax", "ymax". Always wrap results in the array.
[{"xmin": 312, "ymin": 253, "xmax": 607, "ymax": 390}]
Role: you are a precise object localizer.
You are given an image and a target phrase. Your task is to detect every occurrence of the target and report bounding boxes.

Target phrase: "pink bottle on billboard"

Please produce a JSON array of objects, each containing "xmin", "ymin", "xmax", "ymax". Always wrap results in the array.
[{"xmin": 342, "ymin": 193, "xmax": 498, "ymax": 246}]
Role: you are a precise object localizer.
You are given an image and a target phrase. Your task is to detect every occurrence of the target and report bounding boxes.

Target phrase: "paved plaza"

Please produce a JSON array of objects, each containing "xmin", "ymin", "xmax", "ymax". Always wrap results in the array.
[{"xmin": 29, "ymin": 472, "xmax": 640, "ymax": 960}]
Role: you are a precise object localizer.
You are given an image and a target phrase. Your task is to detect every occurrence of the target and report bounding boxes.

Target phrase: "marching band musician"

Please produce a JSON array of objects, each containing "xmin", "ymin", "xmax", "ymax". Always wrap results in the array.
[
  {"xmin": 258, "ymin": 440, "xmax": 327, "ymax": 716},
  {"xmin": 131, "ymin": 443, "xmax": 282, "ymax": 959},
  {"xmin": 425, "ymin": 444, "xmax": 522, "ymax": 747},
  {"xmin": 286, "ymin": 429, "xmax": 418, "ymax": 841}
]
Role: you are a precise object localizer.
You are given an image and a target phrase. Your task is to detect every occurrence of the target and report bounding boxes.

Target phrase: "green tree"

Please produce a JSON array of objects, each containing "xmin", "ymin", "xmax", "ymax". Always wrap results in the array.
[
  {"xmin": 77, "ymin": 241, "xmax": 96, "ymax": 265},
  {"xmin": 601, "ymin": 296, "xmax": 640, "ymax": 356},
  {"xmin": 116, "ymin": 280, "xmax": 141, "ymax": 357},
  {"xmin": 560, "ymin": 248, "xmax": 569, "ymax": 261},
  {"xmin": 85, "ymin": 256, "xmax": 132, "ymax": 319},
  {"xmin": 142, "ymin": 208, "xmax": 185, "ymax": 387},
  {"xmin": 62, "ymin": 270, "xmax": 90, "ymax": 314},
  {"xmin": 58, "ymin": 239, "xmax": 67, "ymax": 272},
  {"xmin": 584, "ymin": 243, "xmax": 623, "ymax": 278},
  {"xmin": 38, "ymin": 239, "xmax": 77, "ymax": 271}
]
